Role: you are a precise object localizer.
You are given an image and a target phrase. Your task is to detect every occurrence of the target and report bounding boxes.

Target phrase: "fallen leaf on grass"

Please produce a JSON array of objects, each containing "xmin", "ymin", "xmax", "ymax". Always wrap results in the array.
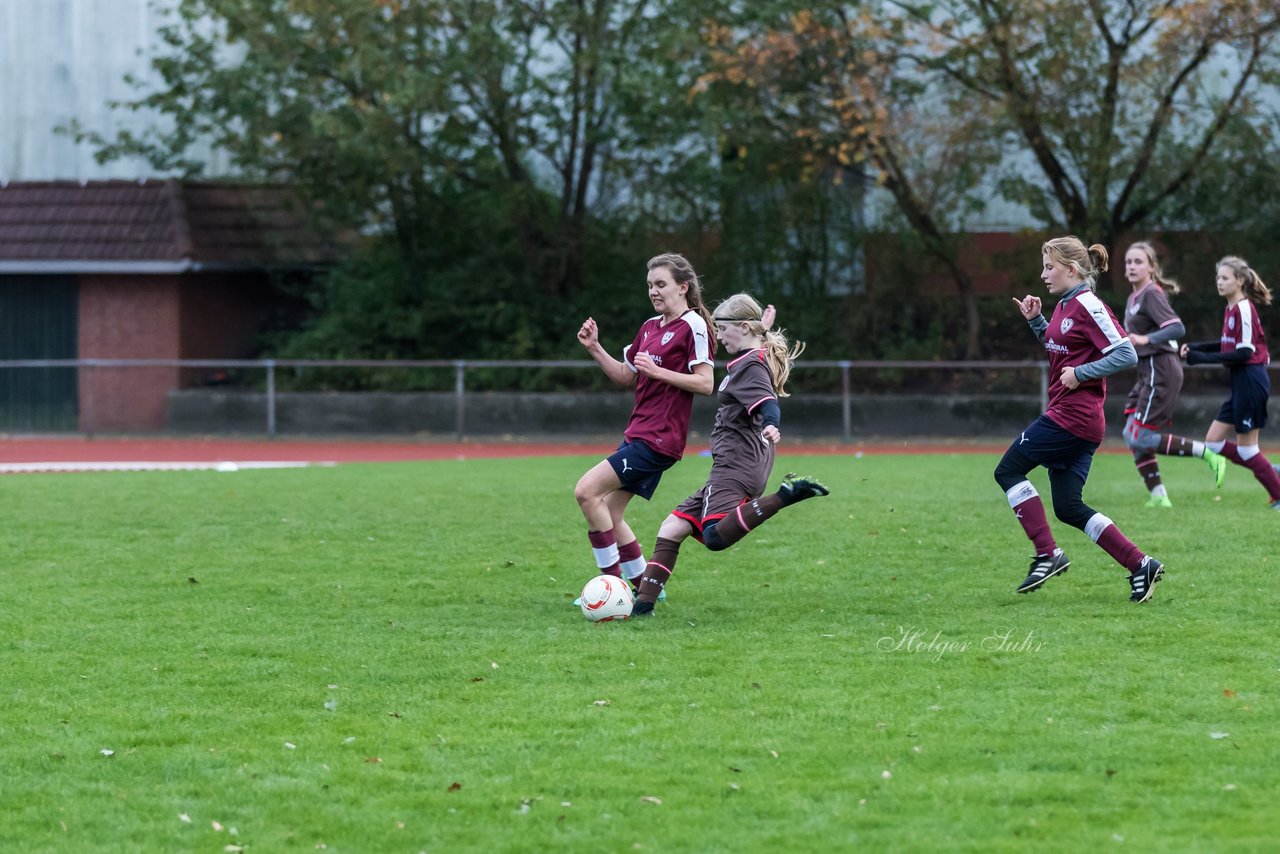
[
  {"xmin": 593, "ymin": 700, "xmax": 610, "ymax": 706},
  {"xmin": 1210, "ymin": 732, "xmax": 1230, "ymax": 739},
  {"xmin": 284, "ymin": 742, "xmax": 297, "ymax": 750},
  {"xmin": 212, "ymin": 820, "xmax": 224, "ymax": 831},
  {"xmin": 447, "ymin": 782, "xmax": 462, "ymax": 792},
  {"xmin": 178, "ymin": 814, "xmax": 191, "ymax": 823},
  {"xmin": 99, "ymin": 749, "xmax": 114, "ymax": 757},
  {"xmin": 470, "ymin": 677, "xmax": 485, "ymax": 683},
  {"xmin": 365, "ymin": 757, "xmax": 382, "ymax": 764},
  {"xmin": 1224, "ymin": 689, "xmax": 1236, "ymax": 698},
  {"xmin": 640, "ymin": 796, "xmax": 662, "ymax": 805}
]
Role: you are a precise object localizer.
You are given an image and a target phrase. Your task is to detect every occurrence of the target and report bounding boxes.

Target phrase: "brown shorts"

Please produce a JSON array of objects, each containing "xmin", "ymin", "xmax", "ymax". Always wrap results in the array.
[
  {"xmin": 672, "ymin": 469, "xmax": 768, "ymax": 534},
  {"xmin": 1124, "ymin": 352, "xmax": 1184, "ymax": 427}
]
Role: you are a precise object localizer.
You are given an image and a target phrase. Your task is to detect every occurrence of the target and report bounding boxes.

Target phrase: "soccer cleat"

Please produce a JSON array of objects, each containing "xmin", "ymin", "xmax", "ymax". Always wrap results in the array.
[
  {"xmin": 1144, "ymin": 493, "xmax": 1173, "ymax": 509},
  {"xmin": 626, "ymin": 578, "xmax": 665, "ymax": 602},
  {"xmin": 1203, "ymin": 448, "xmax": 1227, "ymax": 489},
  {"xmin": 1270, "ymin": 499, "xmax": 1280, "ymax": 511},
  {"xmin": 1016, "ymin": 549, "xmax": 1070, "ymax": 593},
  {"xmin": 778, "ymin": 472, "xmax": 830, "ymax": 506},
  {"xmin": 1128, "ymin": 556, "xmax": 1164, "ymax": 603},
  {"xmin": 630, "ymin": 600, "xmax": 655, "ymax": 617}
]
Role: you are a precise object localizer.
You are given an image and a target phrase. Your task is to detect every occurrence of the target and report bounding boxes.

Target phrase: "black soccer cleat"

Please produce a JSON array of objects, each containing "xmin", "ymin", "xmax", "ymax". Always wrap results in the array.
[
  {"xmin": 1128, "ymin": 556, "xmax": 1164, "ymax": 603},
  {"xmin": 778, "ymin": 472, "xmax": 830, "ymax": 506},
  {"xmin": 1017, "ymin": 549, "xmax": 1070, "ymax": 593},
  {"xmin": 630, "ymin": 600, "xmax": 655, "ymax": 618}
]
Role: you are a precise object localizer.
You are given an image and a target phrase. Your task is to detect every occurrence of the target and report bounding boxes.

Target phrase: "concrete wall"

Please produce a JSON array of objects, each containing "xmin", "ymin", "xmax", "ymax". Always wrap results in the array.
[{"xmin": 165, "ymin": 389, "xmax": 1233, "ymax": 440}]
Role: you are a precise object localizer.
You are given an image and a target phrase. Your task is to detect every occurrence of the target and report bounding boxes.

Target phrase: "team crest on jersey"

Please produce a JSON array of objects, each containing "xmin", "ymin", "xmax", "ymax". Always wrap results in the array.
[
  {"xmin": 661, "ymin": 331, "xmax": 674, "ymax": 345},
  {"xmin": 1228, "ymin": 316, "xmax": 1236, "ymax": 330},
  {"xmin": 1060, "ymin": 318, "xmax": 1074, "ymax": 334}
]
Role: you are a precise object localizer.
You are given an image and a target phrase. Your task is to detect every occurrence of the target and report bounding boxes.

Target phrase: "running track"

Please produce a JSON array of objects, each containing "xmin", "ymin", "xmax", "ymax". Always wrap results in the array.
[{"xmin": 0, "ymin": 436, "xmax": 1037, "ymax": 473}]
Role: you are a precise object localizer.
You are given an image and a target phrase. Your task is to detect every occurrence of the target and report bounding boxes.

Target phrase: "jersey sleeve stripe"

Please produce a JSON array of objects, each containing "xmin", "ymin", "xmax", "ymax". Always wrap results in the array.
[{"xmin": 1078, "ymin": 291, "xmax": 1127, "ymax": 348}]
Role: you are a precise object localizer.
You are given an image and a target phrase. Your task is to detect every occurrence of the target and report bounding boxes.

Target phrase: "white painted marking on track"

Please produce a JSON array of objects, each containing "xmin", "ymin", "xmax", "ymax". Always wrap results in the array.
[{"xmin": 0, "ymin": 461, "xmax": 336, "ymax": 474}]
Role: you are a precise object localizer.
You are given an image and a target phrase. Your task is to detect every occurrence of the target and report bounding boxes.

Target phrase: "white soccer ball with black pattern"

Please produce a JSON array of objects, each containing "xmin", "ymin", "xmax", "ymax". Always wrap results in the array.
[{"xmin": 579, "ymin": 575, "xmax": 634, "ymax": 622}]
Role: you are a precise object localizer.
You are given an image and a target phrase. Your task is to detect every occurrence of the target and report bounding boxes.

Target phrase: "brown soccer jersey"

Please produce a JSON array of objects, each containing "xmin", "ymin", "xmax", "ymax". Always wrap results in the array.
[{"xmin": 673, "ymin": 349, "xmax": 778, "ymax": 530}]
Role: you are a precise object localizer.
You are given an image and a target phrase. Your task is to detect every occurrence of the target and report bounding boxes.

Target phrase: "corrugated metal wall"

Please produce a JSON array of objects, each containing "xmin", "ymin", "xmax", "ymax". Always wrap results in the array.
[
  {"xmin": 0, "ymin": 0, "xmax": 228, "ymax": 181},
  {"xmin": 0, "ymin": 276, "xmax": 78, "ymax": 430}
]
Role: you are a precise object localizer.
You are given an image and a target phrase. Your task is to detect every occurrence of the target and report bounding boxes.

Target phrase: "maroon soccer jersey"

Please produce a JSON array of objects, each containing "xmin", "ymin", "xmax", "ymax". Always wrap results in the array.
[
  {"xmin": 1043, "ymin": 290, "xmax": 1130, "ymax": 443},
  {"xmin": 1221, "ymin": 300, "xmax": 1270, "ymax": 366},
  {"xmin": 1125, "ymin": 282, "xmax": 1181, "ymax": 357},
  {"xmin": 621, "ymin": 310, "xmax": 713, "ymax": 458}
]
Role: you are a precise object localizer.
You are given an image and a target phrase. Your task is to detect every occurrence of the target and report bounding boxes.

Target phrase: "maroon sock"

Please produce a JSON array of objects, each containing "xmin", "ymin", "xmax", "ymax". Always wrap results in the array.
[
  {"xmin": 637, "ymin": 536, "xmax": 680, "ymax": 603},
  {"xmin": 587, "ymin": 529, "xmax": 622, "ymax": 577},
  {"xmin": 1241, "ymin": 452, "xmax": 1280, "ymax": 501},
  {"xmin": 1135, "ymin": 454, "xmax": 1163, "ymax": 491},
  {"xmin": 617, "ymin": 539, "xmax": 645, "ymax": 580},
  {"xmin": 1095, "ymin": 523, "xmax": 1144, "ymax": 572},
  {"xmin": 1011, "ymin": 495, "xmax": 1056, "ymax": 556},
  {"xmin": 1219, "ymin": 441, "xmax": 1242, "ymax": 463},
  {"xmin": 1158, "ymin": 434, "xmax": 1195, "ymax": 457}
]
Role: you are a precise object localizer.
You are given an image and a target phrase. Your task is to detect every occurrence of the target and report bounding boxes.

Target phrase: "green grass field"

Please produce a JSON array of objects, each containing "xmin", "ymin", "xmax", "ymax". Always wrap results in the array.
[{"xmin": 2, "ymin": 450, "xmax": 1277, "ymax": 852}]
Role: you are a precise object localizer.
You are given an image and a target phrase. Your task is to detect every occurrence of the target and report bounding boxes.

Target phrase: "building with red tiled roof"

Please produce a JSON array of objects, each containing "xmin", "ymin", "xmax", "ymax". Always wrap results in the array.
[{"xmin": 0, "ymin": 180, "xmax": 333, "ymax": 431}]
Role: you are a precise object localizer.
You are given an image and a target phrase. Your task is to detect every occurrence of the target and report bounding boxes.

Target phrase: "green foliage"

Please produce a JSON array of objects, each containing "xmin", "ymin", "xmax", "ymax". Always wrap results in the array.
[{"xmin": 4, "ymin": 453, "xmax": 1280, "ymax": 849}]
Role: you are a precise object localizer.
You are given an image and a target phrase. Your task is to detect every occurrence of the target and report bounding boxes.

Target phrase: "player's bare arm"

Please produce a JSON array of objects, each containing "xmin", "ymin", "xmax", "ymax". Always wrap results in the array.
[{"xmin": 579, "ymin": 317, "xmax": 636, "ymax": 387}]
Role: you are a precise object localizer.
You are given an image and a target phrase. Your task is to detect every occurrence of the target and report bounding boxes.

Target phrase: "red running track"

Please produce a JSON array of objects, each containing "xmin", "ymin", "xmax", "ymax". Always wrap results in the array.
[{"xmin": 0, "ymin": 436, "xmax": 1028, "ymax": 466}]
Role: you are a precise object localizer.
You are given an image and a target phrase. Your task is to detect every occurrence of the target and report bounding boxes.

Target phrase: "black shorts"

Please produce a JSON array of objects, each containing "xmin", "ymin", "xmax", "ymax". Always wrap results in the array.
[
  {"xmin": 1215, "ymin": 364, "xmax": 1271, "ymax": 433},
  {"xmin": 607, "ymin": 438, "xmax": 678, "ymax": 500},
  {"xmin": 1009, "ymin": 414, "xmax": 1099, "ymax": 483}
]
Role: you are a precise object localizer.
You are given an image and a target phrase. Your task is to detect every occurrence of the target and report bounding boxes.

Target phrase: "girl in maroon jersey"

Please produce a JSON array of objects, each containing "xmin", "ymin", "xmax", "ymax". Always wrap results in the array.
[
  {"xmin": 998, "ymin": 237, "xmax": 1165, "ymax": 603},
  {"xmin": 1119, "ymin": 241, "xmax": 1227, "ymax": 507},
  {"xmin": 1180, "ymin": 256, "xmax": 1280, "ymax": 508},
  {"xmin": 630, "ymin": 294, "xmax": 828, "ymax": 616},
  {"xmin": 573, "ymin": 254, "xmax": 716, "ymax": 594}
]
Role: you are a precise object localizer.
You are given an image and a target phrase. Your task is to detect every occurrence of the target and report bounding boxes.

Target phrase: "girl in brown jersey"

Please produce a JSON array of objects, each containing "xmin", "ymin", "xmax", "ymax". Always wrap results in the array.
[
  {"xmin": 1119, "ymin": 241, "xmax": 1227, "ymax": 507},
  {"xmin": 630, "ymin": 293, "xmax": 829, "ymax": 616}
]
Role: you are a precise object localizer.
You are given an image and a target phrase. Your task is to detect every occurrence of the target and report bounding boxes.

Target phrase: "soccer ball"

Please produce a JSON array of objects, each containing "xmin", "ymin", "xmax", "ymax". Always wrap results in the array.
[{"xmin": 579, "ymin": 575, "xmax": 634, "ymax": 622}]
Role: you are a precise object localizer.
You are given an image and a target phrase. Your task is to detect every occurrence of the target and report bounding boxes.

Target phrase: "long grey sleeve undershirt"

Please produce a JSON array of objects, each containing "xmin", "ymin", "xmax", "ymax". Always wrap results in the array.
[
  {"xmin": 1027, "ymin": 314, "xmax": 1049, "ymax": 343},
  {"xmin": 1144, "ymin": 321, "xmax": 1185, "ymax": 346},
  {"xmin": 1074, "ymin": 339, "xmax": 1138, "ymax": 381}
]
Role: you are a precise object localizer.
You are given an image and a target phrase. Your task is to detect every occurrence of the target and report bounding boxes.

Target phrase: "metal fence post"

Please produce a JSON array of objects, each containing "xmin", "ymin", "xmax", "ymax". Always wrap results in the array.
[
  {"xmin": 83, "ymin": 362, "xmax": 95, "ymax": 438},
  {"xmin": 1039, "ymin": 362, "xmax": 1049, "ymax": 413},
  {"xmin": 265, "ymin": 359, "xmax": 277, "ymax": 438},
  {"xmin": 454, "ymin": 360, "xmax": 466, "ymax": 440},
  {"xmin": 841, "ymin": 361, "xmax": 852, "ymax": 443}
]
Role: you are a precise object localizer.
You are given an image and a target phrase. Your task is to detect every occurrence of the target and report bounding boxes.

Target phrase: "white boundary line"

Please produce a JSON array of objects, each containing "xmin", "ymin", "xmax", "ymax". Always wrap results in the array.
[{"xmin": 0, "ymin": 461, "xmax": 337, "ymax": 474}]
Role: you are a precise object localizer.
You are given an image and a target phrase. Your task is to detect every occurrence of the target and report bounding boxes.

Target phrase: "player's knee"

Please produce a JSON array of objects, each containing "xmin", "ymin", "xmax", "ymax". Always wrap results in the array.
[
  {"xmin": 702, "ymin": 525, "xmax": 730, "ymax": 552},
  {"xmin": 1053, "ymin": 500, "xmax": 1091, "ymax": 529},
  {"xmin": 994, "ymin": 462, "xmax": 1022, "ymax": 492}
]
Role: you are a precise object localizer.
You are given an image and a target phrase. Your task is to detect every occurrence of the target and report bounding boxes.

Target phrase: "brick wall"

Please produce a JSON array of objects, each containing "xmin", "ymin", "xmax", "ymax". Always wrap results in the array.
[{"xmin": 77, "ymin": 274, "xmax": 181, "ymax": 431}]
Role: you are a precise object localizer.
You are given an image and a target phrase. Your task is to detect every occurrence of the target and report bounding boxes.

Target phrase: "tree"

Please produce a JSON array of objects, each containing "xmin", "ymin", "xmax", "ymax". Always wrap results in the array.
[
  {"xmin": 68, "ymin": 0, "xmax": 720, "ymax": 355},
  {"xmin": 898, "ymin": 0, "xmax": 1280, "ymax": 247},
  {"xmin": 699, "ymin": 6, "xmax": 999, "ymax": 357},
  {"xmin": 699, "ymin": 1, "xmax": 1280, "ymax": 357}
]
